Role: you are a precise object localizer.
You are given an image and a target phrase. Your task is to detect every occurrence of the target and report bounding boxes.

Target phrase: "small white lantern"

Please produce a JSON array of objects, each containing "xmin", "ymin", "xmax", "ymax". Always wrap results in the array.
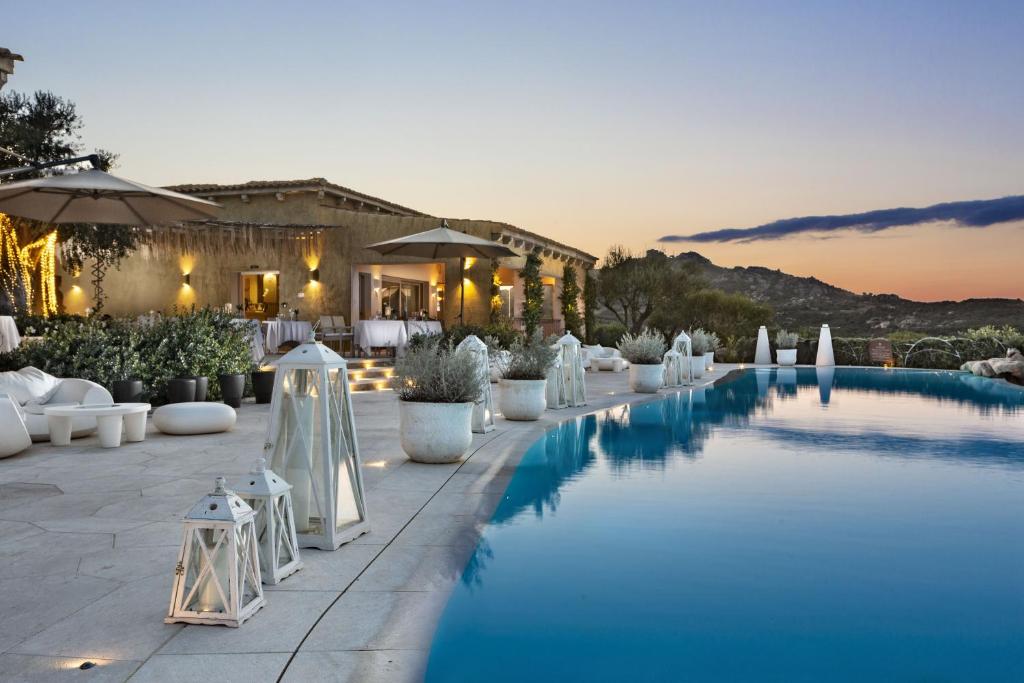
[
  {"xmin": 663, "ymin": 349, "xmax": 685, "ymax": 387},
  {"xmin": 165, "ymin": 477, "xmax": 265, "ymax": 628},
  {"xmin": 754, "ymin": 325, "xmax": 772, "ymax": 365},
  {"xmin": 455, "ymin": 335, "xmax": 495, "ymax": 433},
  {"xmin": 546, "ymin": 347, "xmax": 567, "ymax": 409},
  {"xmin": 672, "ymin": 332, "xmax": 694, "ymax": 385},
  {"xmin": 233, "ymin": 459, "xmax": 303, "ymax": 585},
  {"xmin": 557, "ymin": 333, "xmax": 587, "ymax": 407},
  {"xmin": 264, "ymin": 336, "xmax": 369, "ymax": 550}
]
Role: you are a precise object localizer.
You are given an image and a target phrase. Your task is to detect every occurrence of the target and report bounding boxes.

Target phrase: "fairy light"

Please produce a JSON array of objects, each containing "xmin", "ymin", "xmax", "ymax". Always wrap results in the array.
[{"xmin": 0, "ymin": 213, "xmax": 59, "ymax": 316}]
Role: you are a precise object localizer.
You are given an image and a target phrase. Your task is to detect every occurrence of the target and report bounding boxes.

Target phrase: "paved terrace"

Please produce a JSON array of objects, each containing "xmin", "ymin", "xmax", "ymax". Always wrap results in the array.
[{"xmin": 0, "ymin": 365, "xmax": 737, "ymax": 682}]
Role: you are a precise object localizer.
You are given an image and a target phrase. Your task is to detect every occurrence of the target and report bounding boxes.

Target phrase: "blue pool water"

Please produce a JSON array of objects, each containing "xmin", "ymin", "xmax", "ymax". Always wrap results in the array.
[{"xmin": 426, "ymin": 368, "xmax": 1024, "ymax": 681}]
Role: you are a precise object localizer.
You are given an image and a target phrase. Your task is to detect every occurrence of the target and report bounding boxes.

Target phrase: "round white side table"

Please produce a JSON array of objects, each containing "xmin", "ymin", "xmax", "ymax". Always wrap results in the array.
[{"xmin": 44, "ymin": 403, "xmax": 151, "ymax": 448}]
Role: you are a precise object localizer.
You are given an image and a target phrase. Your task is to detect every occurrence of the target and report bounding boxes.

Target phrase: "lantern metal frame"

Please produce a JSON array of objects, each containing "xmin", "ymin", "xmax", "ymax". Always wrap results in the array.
[
  {"xmin": 165, "ymin": 478, "xmax": 265, "ymax": 628},
  {"xmin": 671, "ymin": 332, "xmax": 694, "ymax": 385},
  {"xmin": 233, "ymin": 459, "xmax": 304, "ymax": 585},
  {"xmin": 263, "ymin": 337, "xmax": 369, "ymax": 551},
  {"xmin": 557, "ymin": 333, "xmax": 587, "ymax": 407},
  {"xmin": 545, "ymin": 346, "xmax": 568, "ymax": 409},
  {"xmin": 455, "ymin": 334, "xmax": 495, "ymax": 433}
]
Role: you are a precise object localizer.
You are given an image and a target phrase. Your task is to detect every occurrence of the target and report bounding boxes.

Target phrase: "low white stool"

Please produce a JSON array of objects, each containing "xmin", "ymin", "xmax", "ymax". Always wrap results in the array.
[
  {"xmin": 44, "ymin": 403, "xmax": 150, "ymax": 448},
  {"xmin": 594, "ymin": 357, "xmax": 627, "ymax": 372},
  {"xmin": 153, "ymin": 402, "xmax": 236, "ymax": 435}
]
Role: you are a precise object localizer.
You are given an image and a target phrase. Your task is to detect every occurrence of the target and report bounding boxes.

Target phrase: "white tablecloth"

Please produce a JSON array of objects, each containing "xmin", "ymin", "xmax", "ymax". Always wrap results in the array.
[
  {"xmin": 356, "ymin": 320, "xmax": 408, "ymax": 351},
  {"xmin": 405, "ymin": 320, "xmax": 443, "ymax": 338},
  {"xmin": 230, "ymin": 318, "xmax": 266, "ymax": 362},
  {"xmin": 263, "ymin": 320, "xmax": 313, "ymax": 353},
  {"xmin": 0, "ymin": 316, "xmax": 20, "ymax": 354}
]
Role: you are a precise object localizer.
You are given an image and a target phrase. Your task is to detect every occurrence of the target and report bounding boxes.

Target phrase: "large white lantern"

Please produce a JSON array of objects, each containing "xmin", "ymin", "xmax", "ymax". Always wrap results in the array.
[
  {"xmin": 165, "ymin": 477, "xmax": 265, "ymax": 628},
  {"xmin": 671, "ymin": 332, "xmax": 694, "ymax": 385},
  {"xmin": 233, "ymin": 459, "xmax": 303, "ymax": 585},
  {"xmin": 455, "ymin": 335, "xmax": 495, "ymax": 433},
  {"xmin": 663, "ymin": 349, "xmax": 685, "ymax": 387},
  {"xmin": 557, "ymin": 333, "xmax": 587, "ymax": 407},
  {"xmin": 546, "ymin": 347, "xmax": 567, "ymax": 409},
  {"xmin": 264, "ymin": 337, "xmax": 369, "ymax": 550}
]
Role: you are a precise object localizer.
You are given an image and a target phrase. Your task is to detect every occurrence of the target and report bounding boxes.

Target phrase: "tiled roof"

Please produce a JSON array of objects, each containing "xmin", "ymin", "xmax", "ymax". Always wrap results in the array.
[
  {"xmin": 164, "ymin": 178, "xmax": 426, "ymax": 216},
  {"xmin": 0, "ymin": 49, "xmax": 23, "ymax": 61},
  {"xmin": 495, "ymin": 224, "xmax": 598, "ymax": 264}
]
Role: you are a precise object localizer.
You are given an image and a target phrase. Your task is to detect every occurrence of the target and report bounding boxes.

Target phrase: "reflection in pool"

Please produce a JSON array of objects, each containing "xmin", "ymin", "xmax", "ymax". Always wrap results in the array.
[{"xmin": 427, "ymin": 368, "xmax": 1024, "ymax": 681}]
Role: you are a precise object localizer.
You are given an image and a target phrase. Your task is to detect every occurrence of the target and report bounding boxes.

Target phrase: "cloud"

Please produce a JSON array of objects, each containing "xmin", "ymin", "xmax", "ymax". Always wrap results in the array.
[{"xmin": 659, "ymin": 195, "xmax": 1024, "ymax": 243}]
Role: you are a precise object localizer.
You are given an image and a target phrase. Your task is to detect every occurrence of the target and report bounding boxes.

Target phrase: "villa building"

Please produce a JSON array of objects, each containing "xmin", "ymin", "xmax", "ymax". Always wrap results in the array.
[{"xmin": 56, "ymin": 178, "xmax": 596, "ymax": 334}]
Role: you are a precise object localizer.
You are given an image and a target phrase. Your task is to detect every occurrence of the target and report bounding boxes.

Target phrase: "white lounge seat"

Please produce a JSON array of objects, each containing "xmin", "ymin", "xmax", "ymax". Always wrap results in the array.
[
  {"xmin": 0, "ymin": 368, "xmax": 113, "ymax": 442},
  {"xmin": 582, "ymin": 345, "xmax": 630, "ymax": 372},
  {"xmin": 0, "ymin": 394, "xmax": 31, "ymax": 458},
  {"xmin": 153, "ymin": 402, "xmax": 236, "ymax": 435}
]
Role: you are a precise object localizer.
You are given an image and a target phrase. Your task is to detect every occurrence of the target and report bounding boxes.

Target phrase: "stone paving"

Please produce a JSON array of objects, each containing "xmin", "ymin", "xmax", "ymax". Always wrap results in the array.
[{"xmin": 0, "ymin": 365, "xmax": 736, "ymax": 682}]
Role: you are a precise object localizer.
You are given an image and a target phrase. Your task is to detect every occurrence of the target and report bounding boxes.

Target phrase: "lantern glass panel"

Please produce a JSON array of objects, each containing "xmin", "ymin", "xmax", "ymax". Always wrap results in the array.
[
  {"xmin": 236, "ymin": 526, "xmax": 260, "ymax": 605},
  {"xmin": 328, "ymin": 369, "xmax": 362, "ymax": 531},
  {"xmin": 270, "ymin": 368, "xmax": 326, "ymax": 536},
  {"xmin": 183, "ymin": 528, "xmax": 230, "ymax": 614}
]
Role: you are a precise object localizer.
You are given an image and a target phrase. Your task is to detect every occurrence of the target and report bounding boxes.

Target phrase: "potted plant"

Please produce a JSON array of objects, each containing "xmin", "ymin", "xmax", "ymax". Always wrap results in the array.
[
  {"xmin": 251, "ymin": 364, "xmax": 276, "ymax": 404},
  {"xmin": 218, "ymin": 359, "xmax": 247, "ymax": 409},
  {"xmin": 110, "ymin": 330, "xmax": 143, "ymax": 403},
  {"xmin": 391, "ymin": 343, "xmax": 484, "ymax": 463},
  {"xmin": 775, "ymin": 330, "xmax": 799, "ymax": 366},
  {"xmin": 498, "ymin": 333, "xmax": 558, "ymax": 420},
  {"xmin": 688, "ymin": 329, "xmax": 710, "ymax": 380},
  {"xmin": 618, "ymin": 329, "xmax": 666, "ymax": 393}
]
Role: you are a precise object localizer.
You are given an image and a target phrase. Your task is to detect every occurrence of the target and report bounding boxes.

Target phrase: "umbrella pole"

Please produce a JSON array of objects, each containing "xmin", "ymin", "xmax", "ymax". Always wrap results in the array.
[{"xmin": 459, "ymin": 256, "xmax": 466, "ymax": 323}]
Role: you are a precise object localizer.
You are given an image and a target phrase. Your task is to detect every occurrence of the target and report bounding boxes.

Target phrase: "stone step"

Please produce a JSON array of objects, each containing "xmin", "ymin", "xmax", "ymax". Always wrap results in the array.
[
  {"xmin": 347, "ymin": 366, "xmax": 394, "ymax": 381},
  {"xmin": 349, "ymin": 377, "xmax": 394, "ymax": 392}
]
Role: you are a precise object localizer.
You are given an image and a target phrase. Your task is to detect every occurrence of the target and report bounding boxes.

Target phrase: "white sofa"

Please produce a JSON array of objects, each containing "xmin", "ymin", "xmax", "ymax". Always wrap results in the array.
[
  {"xmin": 0, "ymin": 368, "xmax": 113, "ymax": 442},
  {"xmin": 582, "ymin": 345, "xmax": 629, "ymax": 372},
  {"xmin": 0, "ymin": 395, "xmax": 32, "ymax": 457}
]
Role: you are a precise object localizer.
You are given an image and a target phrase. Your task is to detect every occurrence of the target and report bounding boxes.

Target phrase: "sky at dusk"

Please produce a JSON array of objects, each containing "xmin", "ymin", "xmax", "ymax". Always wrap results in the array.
[{"xmin": 6, "ymin": 1, "xmax": 1024, "ymax": 301}]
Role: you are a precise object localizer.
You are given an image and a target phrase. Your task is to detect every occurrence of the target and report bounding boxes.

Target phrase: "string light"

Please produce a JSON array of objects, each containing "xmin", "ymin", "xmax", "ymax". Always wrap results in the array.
[{"xmin": 1, "ymin": 212, "xmax": 59, "ymax": 316}]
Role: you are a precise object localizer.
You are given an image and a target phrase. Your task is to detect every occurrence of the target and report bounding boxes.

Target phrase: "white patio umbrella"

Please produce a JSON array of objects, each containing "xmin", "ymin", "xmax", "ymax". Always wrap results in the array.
[
  {"xmin": 365, "ymin": 220, "xmax": 518, "ymax": 321},
  {"xmin": 0, "ymin": 168, "xmax": 220, "ymax": 224}
]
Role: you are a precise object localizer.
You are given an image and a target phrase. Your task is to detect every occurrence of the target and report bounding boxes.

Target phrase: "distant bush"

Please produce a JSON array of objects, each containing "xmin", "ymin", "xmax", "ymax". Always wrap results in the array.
[{"xmin": 593, "ymin": 322, "xmax": 627, "ymax": 348}]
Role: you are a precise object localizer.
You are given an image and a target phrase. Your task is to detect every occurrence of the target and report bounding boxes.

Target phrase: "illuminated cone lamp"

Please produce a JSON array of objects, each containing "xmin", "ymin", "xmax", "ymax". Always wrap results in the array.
[
  {"xmin": 754, "ymin": 326, "xmax": 772, "ymax": 365},
  {"xmin": 165, "ymin": 477, "xmax": 265, "ymax": 627},
  {"xmin": 264, "ymin": 335, "xmax": 369, "ymax": 550},
  {"xmin": 816, "ymin": 324, "xmax": 835, "ymax": 366},
  {"xmin": 233, "ymin": 459, "xmax": 303, "ymax": 585},
  {"xmin": 455, "ymin": 334, "xmax": 495, "ymax": 433}
]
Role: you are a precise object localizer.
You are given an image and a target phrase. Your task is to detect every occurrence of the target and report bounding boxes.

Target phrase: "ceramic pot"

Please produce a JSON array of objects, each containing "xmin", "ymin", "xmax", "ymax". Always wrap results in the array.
[
  {"xmin": 703, "ymin": 352, "xmax": 715, "ymax": 370},
  {"xmin": 189, "ymin": 376, "xmax": 209, "ymax": 402},
  {"xmin": 398, "ymin": 401, "xmax": 474, "ymax": 463},
  {"xmin": 690, "ymin": 357, "xmax": 705, "ymax": 380},
  {"xmin": 218, "ymin": 373, "xmax": 245, "ymax": 408},
  {"xmin": 112, "ymin": 379, "xmax": 143, "ymax": 403},
  {"xmin": 499, "ymin": 379, "xmax": 547, "ymax": 420},
  {"xmin": 166, "ymin": 378, "xmax": 196, "ymax": 404},
  {"xmin": 628, "ymin": 363, "xmax": 664, "ymax": 393},
  {"xmin": 252, "ymin": 369, "xmax": 276, "ymax": 404},
  {"xmin": 777, "ymin": 349, "xmax": 797, "ymax": 366}
]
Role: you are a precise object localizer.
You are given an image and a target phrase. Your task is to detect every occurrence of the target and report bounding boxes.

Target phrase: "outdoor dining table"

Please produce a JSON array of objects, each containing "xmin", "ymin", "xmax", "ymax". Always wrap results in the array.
[
  {"xmin": 0, "ymin": 316, "xmax": 20, "ymax": 354},
  {"xmin": 263, "ymin": 319, "xmax": 313, "ymax": 354},
  {"xmin": 230, "ymin": 318, "xmax": 266, "ymax": 362},
  {"xmin": 355, "ymin": 320, "xmax": 408, "ymax": 355},
  {"xmin": 405, "ymin": 320, "xmax": 443, "ymax": 338}
]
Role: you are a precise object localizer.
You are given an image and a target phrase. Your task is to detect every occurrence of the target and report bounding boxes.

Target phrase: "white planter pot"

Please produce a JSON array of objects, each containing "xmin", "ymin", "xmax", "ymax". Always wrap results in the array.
[
  {"xmin": 690, "ymin": 357, "xmax": 705, "ymax": 379},
  {"xmin": 776, "ymin": 348, "xmax": 797, "ymax": 366},
  {"xmin": 399, "ymin": 401, "xmax": 474, "ymax": 463},
  {"xmin": 628, "ymin": 364, "xmax": 664, "ymax": 393},
  {"xmin": 499, "ymin": 379, "xmax": 547, "ymax": 421},
  {"xmin": 703, "ymin": 352, "xmax": 714, "ymax": 370}
]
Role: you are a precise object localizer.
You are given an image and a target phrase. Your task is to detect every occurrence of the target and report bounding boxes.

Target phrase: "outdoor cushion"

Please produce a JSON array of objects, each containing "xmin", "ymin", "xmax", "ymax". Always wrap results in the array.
[
  {"xmin": 0, "ymin": 367, "xmax": 61, "ymax": 406},
  {"xmin": 153, "ymin": 402, "xmax": 236, "ymax": 435}
]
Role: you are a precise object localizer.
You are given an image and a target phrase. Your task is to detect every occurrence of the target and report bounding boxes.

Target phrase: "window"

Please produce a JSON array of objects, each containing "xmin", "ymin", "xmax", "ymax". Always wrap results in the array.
[
  {"xmin": 542, "ymin": 283, "xmax": 555, "ymax": 320},
  {"xmin": 240, "ymin": 271, "xmax": 279, "ymax": 320},
  {"xmin": 380, "ymin": 278, "xmax": 426, "ymax": 319}
]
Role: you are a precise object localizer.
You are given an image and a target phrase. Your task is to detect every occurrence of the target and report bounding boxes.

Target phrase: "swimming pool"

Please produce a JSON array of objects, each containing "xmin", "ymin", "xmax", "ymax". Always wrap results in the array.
[{"xmin": 426, "ymin": 368, "xmax": 1024, "ymax": 681}]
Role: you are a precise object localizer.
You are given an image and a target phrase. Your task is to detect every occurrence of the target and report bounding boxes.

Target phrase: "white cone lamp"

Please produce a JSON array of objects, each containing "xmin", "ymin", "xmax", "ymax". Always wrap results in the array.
[
  {"xmin": 558, "ymin": 333, "xmax": 587, "ymax": 407},
  {"xmin": 165, "ymin": 477, "xmax": 265, "ymax": 627},
  {"xmin": 754, "ymin": 326, "xmax": 772, "ymax": 365},
  {"xmin": 816, "ymin": 324, "xmax": 835, "ymax": 366},
  {"xmin": 456, "ymin": 335, "xmax": 495, "ymax": 433},
  {"xmin": 671, "ymin": 332, "xmax": 694, "ymax": 386},
  {"xmin": 233, "ymin": 459, "xmax": 303, "ymax": 585},
  {"xmin": 264, "ymin": 335, "xmax": 369, "ymax": 550}
]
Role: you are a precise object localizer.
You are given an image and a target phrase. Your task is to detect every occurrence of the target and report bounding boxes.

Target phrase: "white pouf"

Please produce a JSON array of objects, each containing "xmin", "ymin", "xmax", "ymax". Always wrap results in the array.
[{"xmin": 153, "ymin": 402, "xmax": 236, "ymax": 435}]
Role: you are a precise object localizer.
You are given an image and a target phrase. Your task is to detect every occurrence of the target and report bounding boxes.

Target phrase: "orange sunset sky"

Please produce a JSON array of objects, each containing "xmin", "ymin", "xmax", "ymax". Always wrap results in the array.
[{"xmin": 7, "ymin": 2, "xmax": 1024, "ymax": 302}]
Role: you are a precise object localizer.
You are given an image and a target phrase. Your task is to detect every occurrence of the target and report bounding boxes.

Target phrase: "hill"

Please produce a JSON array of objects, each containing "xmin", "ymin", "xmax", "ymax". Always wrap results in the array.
[{"xmin": 672, "ymin": 251, "xmax": 1024, "ymax": 336}]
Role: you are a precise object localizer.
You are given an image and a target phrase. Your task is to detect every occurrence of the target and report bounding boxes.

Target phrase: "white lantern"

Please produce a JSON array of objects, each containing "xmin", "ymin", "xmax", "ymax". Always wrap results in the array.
[
  {"xmin": 663, "ymin": 349, "xmax": 685, "ymax": 387},
  {"xmin": 264, "ymin": 337, "xmax": 369, "ymax": 550},
  {"xmin": 455, "ymin": 335, "xmax": 495, "ymax": 433},
  {"xmin": 672, "ymin": 332, "xmax": 694, "ymax": 385},
  {"xmin": 754, "ymin": 325, "xmax": 772, "ymax": 365},
  {"xmin": 546, "ymin": 346, "xmax": 567, "ymax": 409},
  {"xmin": 233, "ymin": 459, "xmax": 303, "ymax": 585},
  {"xmin": 165, "ymin": 477, "xmax": 265, "ymax": 628},
  {"xmin": 557, "ymin": 333, "xmax": 587, "ymax": 407}
]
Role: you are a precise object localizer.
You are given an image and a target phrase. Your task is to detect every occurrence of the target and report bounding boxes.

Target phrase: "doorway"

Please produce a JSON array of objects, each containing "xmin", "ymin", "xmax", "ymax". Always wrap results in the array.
[{"xmin": 239, "ymin": 271, "xmax": 280, "ymax": 320}]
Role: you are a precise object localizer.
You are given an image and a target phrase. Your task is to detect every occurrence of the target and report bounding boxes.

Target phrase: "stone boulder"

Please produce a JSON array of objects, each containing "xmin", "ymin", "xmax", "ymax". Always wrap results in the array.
[{"xmin": 961, "ymin": 348, "xmax": 1024, "ymax": 385}]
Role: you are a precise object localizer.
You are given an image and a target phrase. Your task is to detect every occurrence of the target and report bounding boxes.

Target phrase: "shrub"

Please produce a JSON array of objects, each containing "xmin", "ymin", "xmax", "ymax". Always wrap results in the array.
[
  {"xmin": 774, "ymin": 329, "xmax": 799, "ymax": 349},
  {"xmin": 499, "ymin": 332, "xmax": 558, "ymax": 380},
  {"xmin": 617, "ymin": 328, "xmax": 666, "ymax": 364},
  {"xmin": 593, "ymin": 322, "xmax": 627, "ymax": 348},
  {"xmin": 521, "ymin": 253, "xmax": 543, "ymax": 338},
  {"xmin": 390, "ymin": 342, "xmax": 484, "ymax": 403},
  {"xmin": 689, "ymin": 329, "xmax": 713, "ymax": 355},
  {"xmin": 560, "ymin": 263, "xmax": 583, "ymax": 338},
  {"xmin": 407, "ymin": 331, "xmax": 442, "ymax": 352},
  {"xmin": 438, "ymin": 322, "xmax": 521, "ymax": 351}
]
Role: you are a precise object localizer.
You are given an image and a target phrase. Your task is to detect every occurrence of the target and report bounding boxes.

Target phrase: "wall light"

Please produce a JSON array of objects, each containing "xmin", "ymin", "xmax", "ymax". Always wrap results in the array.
[
  {"xmin": 182, "ymin": 273, "xmax": 191, "ymax": 287},
  {"xmin": 310, "ymin": 267, "xmax": 320, "ymax": 282}
]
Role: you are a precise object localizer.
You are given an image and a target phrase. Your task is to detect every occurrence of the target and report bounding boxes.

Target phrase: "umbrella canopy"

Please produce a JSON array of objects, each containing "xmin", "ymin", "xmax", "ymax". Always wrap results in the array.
[
  {"xmin": 364, "ymin": 220, "xmax": 519, "ymax": 321},
  {"xmin": 0, "ymin": 168, "xmax": 220, "ymax": 224},
  {"xmin": 364, "ymin": 220, "xmax": 519, "ymax": 260}
]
